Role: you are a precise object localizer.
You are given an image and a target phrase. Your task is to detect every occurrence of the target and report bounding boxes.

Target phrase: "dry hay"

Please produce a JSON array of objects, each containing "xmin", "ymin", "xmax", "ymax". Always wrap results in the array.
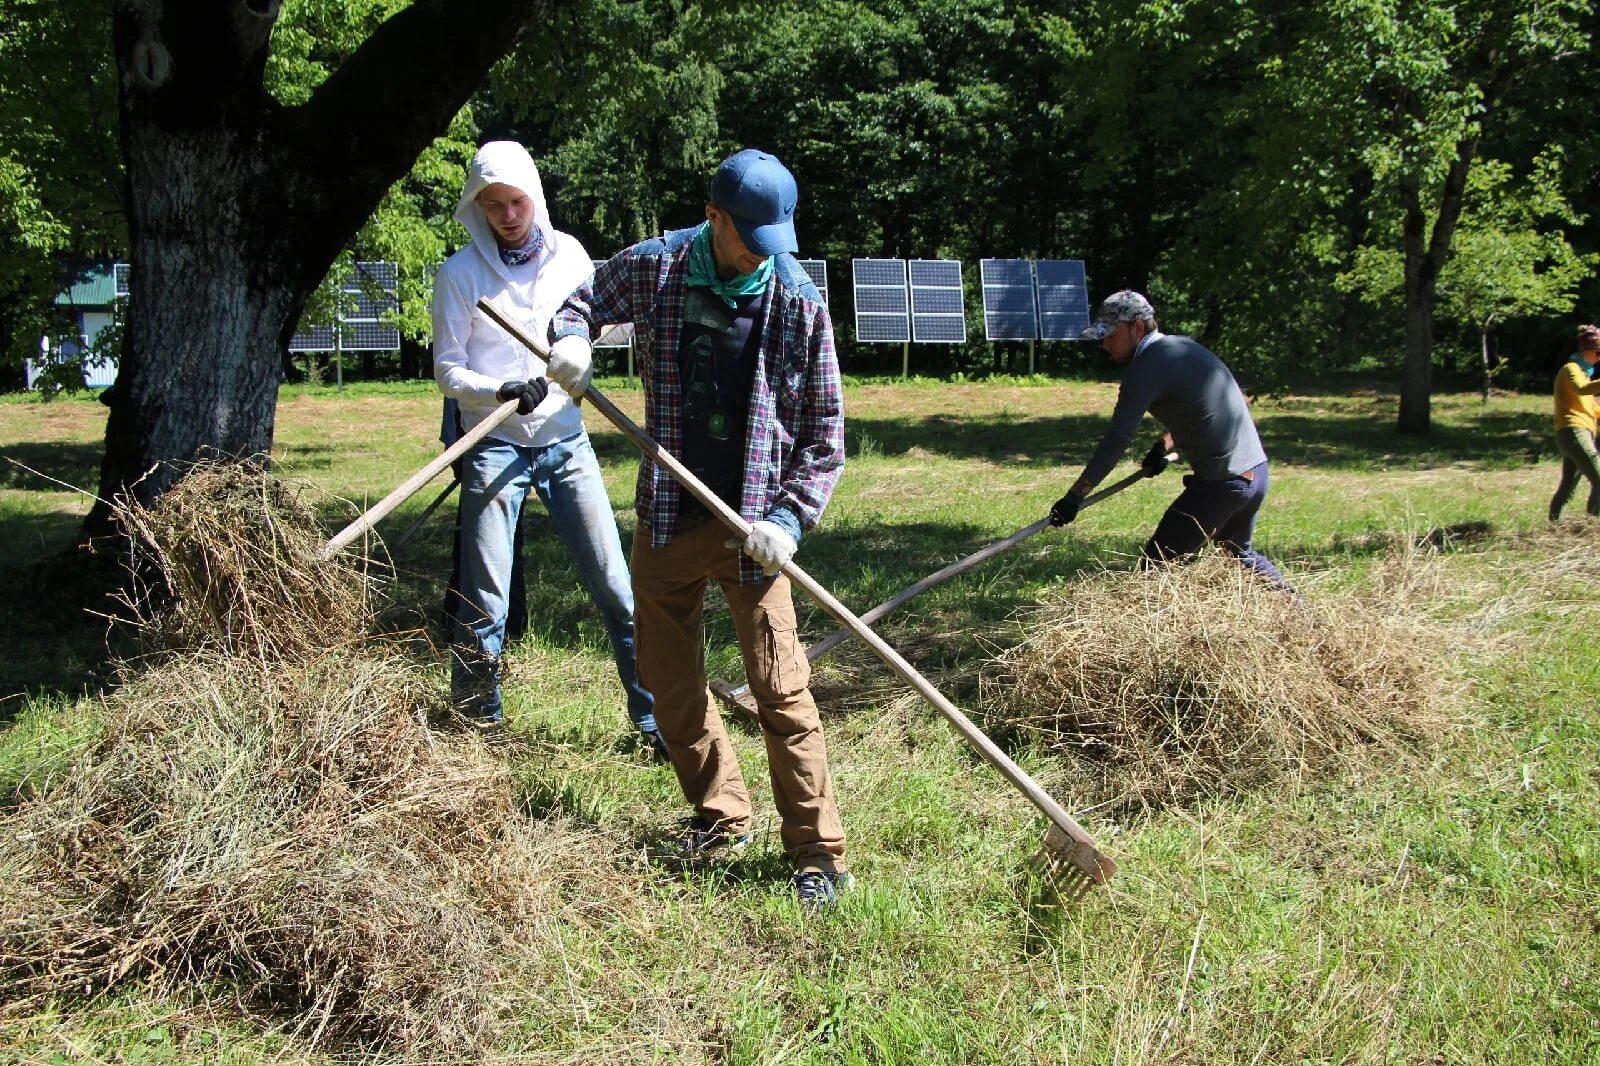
[
  {"xmin": 114, "ymin": 460, "xmax": 373, "ymax": 661},
  {"xmin": 0, "ymin": 650, "xmax": 597, "ymax": 1055},
  {"xmin": 0, "ymin": 462, "xmax": 613, "ymax": 1055},
  {"xmin": 983, "ymin": 553, "xmax": 1454, "ymax": 815}
]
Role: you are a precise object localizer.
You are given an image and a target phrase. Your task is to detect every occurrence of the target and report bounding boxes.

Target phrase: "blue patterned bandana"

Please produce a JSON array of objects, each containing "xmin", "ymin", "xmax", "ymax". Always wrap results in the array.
[
  {"xmin": 686, "ymin": 222, "xmax": 773, "ymax": 307},
  {"xmin": 498, "ymin": 226, "xmax": 544, "ymax": 267}
]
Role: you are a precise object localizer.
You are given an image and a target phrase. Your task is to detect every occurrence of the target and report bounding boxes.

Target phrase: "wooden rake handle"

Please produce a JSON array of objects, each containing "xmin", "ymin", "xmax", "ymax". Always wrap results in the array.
[
  {"xmin": 742, "ymin": 455, "xmax": 1177, "ymax": 687},
  {"xmin": 318, "ymin": 398, "xmax": 520, "ymax": 560},
  {"xmin": 478, "ymin": 296, "xmax": 1117, "ymax": 884}
]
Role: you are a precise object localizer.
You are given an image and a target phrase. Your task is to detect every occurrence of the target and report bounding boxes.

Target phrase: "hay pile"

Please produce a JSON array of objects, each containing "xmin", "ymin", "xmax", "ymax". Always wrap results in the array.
[
  {"xmin": 116, "ymin": 461, "xmax": 372, "ymax": 660},
  {"xmin": 0, "ymin": 462, "xmax": 597, "ymax": 1055},
  {"xmin": 984, "ymin": 553, "xmax": 1453, "ymax": 814}
]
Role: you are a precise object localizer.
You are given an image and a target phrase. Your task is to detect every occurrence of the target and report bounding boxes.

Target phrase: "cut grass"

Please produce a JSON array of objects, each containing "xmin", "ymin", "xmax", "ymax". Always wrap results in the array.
[{"xmin": 0, "ymin": 379, "xmax": 1596, "ymax": 1063}]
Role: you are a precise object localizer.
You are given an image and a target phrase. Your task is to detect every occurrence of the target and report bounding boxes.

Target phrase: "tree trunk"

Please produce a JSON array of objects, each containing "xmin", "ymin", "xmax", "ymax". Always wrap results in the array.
[
  {"xmin": 1397, "ymin": 172, "xmax": 1433, "ymax": 434},
  {"xmin": 1396, "ymin": 140, "xmax": 1476, "ymax": 435},
  {"xmin": 1480, "ymin": 324, "xmax": 1492, "ymax": 405},
  {"xmin": 85, "ymin": 0, "xmax": 558, "ymax": 537}
]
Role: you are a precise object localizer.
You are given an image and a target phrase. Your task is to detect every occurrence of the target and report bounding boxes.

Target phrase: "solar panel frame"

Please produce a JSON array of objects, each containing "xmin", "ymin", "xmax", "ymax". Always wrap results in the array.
[
  {"xmin": 1035, "ymin": 258, "xmax": 1090, "ymax": 341},
  {"xmin": 797, "ymin": 259, "xmax": 828, "ymax": 308},
  {"xmin": 852, "ymin": 258, "xmax": 910, "ymax": 344},
  {"xmin": 908, "ymin": 258, "xmax": 967, "ymax": 344},
  {"xmin": 980, "ymin": 258, "xmax": 1038, "ymax": 341}
]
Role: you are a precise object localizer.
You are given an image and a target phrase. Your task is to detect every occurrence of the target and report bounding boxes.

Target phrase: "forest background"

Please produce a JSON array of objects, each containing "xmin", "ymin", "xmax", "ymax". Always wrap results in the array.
[{"xmin": 2, "ymin": 0, "xmax": 1596, "ymax": 405}]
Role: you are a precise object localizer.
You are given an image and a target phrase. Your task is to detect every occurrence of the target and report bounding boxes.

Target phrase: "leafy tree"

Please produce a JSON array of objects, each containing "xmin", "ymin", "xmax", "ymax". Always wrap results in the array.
[
  {"xmin": 87, "ymin": 0, "xmax": 568, "ymax": 536},
  {"xmin": 1267, "ymin": 0, "xmax": 1590, "ymax": 432},
  {"xmin": 0, "ymin": 0, "xmax": 122, "ymax": 384}
]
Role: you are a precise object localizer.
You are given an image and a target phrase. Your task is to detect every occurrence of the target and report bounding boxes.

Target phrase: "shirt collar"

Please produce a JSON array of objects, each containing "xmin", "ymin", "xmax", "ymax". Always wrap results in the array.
[{"xmin": 1134, "ymin": 329, "xmax": 1165, "ymax": 358}]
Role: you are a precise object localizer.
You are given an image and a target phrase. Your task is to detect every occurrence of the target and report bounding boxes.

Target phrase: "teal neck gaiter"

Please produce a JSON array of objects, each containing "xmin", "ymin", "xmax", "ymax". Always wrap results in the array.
[{"xmin": 686, "ymin": 222, "xmax": 773, "ymax": 308}]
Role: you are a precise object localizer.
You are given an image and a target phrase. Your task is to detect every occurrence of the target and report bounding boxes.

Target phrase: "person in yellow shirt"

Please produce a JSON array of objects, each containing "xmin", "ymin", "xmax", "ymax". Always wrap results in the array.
[{"xmin": 1549, "ymin": 324, "xmax": 1600, "ymax": 521}]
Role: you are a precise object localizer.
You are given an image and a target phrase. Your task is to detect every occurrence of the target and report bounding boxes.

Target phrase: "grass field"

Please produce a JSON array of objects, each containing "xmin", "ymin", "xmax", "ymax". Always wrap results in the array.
[{"xmin": 0, "ymin": 378, "xmax": 1595, "ymax": 1064}]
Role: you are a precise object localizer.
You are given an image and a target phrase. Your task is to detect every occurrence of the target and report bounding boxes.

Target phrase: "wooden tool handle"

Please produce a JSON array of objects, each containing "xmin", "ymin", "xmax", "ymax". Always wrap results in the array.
[
  {"xmin": 477, "ymin": 297, "xmax": 1114, "ymax": 881},
  {"xmin": 319, "ymin": 398, "xmax": 520, "ymax": 560}
]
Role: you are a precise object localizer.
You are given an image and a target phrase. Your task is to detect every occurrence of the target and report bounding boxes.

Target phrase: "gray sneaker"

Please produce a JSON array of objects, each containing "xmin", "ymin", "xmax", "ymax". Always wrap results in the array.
[{"xmin": 792, "ymin": 869, "xmax": 856, "ymax": 908}]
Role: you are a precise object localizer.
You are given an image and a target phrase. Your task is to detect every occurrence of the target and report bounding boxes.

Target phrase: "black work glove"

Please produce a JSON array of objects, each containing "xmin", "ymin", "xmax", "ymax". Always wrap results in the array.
[
  {"xmin": 1141, "ymin": 439, "xmax": 1172, "ymax": 478},
  {"xmin": 497, "ymin": 378, "xmax": 549, "ymax": 415},
  {"xmin": 1049, "ymin": 491, "xmax": 1085, "ymax": 527}
]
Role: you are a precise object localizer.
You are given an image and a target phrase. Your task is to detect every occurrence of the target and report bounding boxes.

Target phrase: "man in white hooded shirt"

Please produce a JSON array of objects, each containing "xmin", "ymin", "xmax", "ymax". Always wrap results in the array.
[{"xmin": 433, "ymin": 141, "xmax": 660, "ymax": 752}]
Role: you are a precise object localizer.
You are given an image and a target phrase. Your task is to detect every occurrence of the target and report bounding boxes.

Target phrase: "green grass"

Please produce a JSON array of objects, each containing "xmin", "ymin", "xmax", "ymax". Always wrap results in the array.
[{"xmin": 1, "ymin": 380, "xmax": 1596, "ymax": 1063}]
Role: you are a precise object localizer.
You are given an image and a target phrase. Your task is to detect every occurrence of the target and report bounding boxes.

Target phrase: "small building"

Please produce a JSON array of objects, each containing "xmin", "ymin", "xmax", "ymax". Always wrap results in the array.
[{"xmin": 27, "ymin": 262, "xmax": 123, "ymax": 390}]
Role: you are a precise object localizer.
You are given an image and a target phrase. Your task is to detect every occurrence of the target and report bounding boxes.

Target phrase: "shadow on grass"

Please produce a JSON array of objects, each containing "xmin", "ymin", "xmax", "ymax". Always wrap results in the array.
[
  {"xmin": 844, "ymin": 403, "xmax": 1549, "ymax": 471},
  {"xmin": 0, "ymin": 442, "xmax": 104, "ymax": 494},
  {"xmin": 0, "ymin": 549, "xmax": 126, "ymax": 720}
]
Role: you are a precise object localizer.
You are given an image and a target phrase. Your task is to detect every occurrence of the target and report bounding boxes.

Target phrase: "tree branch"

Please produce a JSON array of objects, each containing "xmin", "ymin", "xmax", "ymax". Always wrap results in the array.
[{"xmin": 274, "ymin": 0, "xmax": 561, "ymax": 270}]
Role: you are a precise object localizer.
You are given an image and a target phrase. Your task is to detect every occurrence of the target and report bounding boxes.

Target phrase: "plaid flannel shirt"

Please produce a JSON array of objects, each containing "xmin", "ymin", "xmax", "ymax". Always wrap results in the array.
[{"xmin": 551, "ymin": 225, "xmax": 844, "ymax": 583}]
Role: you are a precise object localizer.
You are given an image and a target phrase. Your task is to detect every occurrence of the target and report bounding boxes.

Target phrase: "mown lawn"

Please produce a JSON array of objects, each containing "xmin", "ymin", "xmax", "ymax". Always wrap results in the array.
[{"xmin": 0, "ymin": 378, "xmax": 1594, "ymax": 1065}]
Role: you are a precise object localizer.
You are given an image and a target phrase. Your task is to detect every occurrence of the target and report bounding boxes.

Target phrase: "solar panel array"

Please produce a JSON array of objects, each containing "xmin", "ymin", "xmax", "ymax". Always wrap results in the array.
[
  {"xmin": 1035, "ymin": 259, "xmax": 1090, "ymax": 341},
  {"xmin": 909, "ymin": 260, "xmax": 967, "ymax": 343},
  {"xmin": 288, "ymin": 261, "xmax": 400, "ymax": 353},
  {"xmin": 852, "ymin": 259, "xmax": 910, "ymax": 343},
  {"xmin": 979, "ymin": 259, "xmax": 1037, "ymax": 341}
]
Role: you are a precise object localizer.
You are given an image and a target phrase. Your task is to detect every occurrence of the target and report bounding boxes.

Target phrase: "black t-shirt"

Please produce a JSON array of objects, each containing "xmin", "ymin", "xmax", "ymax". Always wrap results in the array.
[{"xmin": 677, "ymin": 285, "xmax": 766, "ymax": 516}]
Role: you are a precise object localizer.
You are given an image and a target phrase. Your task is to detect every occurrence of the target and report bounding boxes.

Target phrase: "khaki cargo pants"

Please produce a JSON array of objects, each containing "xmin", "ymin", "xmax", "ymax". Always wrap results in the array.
[{"xmin": 631, "ymin": 518, "xmax": 846, "ymax": 874}]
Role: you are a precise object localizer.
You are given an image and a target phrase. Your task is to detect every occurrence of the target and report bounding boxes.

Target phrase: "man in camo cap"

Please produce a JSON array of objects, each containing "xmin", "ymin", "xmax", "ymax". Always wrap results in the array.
[{"xmin": 1049, "ymin": 289, "xmax": 1293, "ymax": 591}]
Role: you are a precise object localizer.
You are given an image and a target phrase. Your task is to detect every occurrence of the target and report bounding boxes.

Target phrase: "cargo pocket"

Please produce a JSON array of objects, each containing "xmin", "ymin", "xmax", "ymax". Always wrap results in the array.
[{"xmin": 752, "ymin": 599, "xmax": 810, "ymax": 699}]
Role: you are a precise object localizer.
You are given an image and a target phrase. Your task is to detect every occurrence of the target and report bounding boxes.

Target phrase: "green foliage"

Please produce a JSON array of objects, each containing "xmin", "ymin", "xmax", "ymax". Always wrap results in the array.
[{"xmin": 0, "ymin": 0, "xmax": 1596, "ymax": 392}]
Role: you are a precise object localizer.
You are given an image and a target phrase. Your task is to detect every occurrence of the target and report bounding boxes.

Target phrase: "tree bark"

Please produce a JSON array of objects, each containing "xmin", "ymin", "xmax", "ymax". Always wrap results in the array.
[
  {"xmin": 87, "ymin": 0, "xmax": 558, "ymax": 534},
  {"xmin": 1396, "ymin": 140, "xmax": 1475, "ymax": 435}
]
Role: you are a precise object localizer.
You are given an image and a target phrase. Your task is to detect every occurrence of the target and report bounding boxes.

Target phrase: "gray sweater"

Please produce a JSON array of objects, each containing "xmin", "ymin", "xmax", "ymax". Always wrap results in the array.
[{"xmin": 1079, "ymin": 333, "xmax": 1267, "ymax": 490}]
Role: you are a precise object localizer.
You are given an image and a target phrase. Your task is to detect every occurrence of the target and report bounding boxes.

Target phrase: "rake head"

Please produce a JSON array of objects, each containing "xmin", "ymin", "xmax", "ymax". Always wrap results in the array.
[
  {"xmin": 708, "ymin": 678, "xmax": 760, "ymax": 720},
  {"xmin": 1034, "ymin": 822, "xmax": 1118, "ymax": 903}
]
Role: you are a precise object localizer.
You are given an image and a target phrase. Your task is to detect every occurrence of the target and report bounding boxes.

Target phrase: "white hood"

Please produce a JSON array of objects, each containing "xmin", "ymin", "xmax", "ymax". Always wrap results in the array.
[{"xmin": 455, "ymin": 141, "xmax": 561, "ymax": 281}]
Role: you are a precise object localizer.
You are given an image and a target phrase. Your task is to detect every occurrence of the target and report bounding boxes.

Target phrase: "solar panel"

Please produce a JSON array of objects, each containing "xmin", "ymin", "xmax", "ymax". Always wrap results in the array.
[
  {"xmin": 980, "ymin": 258, "xmax": 1038, "ymax": 341},
  {"xmin": 856, "ymin": 287, "xmax": 908, "ymax": 314},
  {"xmin": 288, "ymin": 325, "xmax": 337, "ymax": 353},
  {"xmin": 113, "ymin": 262, "xmax": 131, "ymax": 298},
  {"xmin": 340, "ymin": 321, "xmax": 401, "ymax": 351},
  {"xmin": 852, "ymin": 258, "xmax": 910, "ymax": 344},
  {"xmin": 1035, "ymin": 259, "xmax": 1090, "ymax": 341},
  {"xmin": 338, "ymin": 260, "xmax": 400, "ymax": 352},
  {"xmin": 908, "ymin": 259, "xmax": 966, "ymax": 344},
  {"xmin": 797, "ymin": 259, "xmax": 828, "ymax": 308}
]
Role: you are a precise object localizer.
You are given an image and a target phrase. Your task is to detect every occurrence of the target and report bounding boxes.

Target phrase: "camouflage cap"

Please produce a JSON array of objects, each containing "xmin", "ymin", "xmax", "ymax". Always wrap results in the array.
[
  {"xmin": 1081, "ymin": 290, "xmax": 1155, "ymax": 340},
  {"xmin": 1578, "ymin": 323, "xmax": 1600, "ymax": 351}
]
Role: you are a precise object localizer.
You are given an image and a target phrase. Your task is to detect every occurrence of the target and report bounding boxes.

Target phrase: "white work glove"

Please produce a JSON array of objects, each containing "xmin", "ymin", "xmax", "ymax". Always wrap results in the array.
[
  {"xmin": 546, "ymin": 334, "xmax": 594, "ymax": 398},
  {"xmin": 726, "ymin": 520, "xmax": 797, "ymax": 576}
]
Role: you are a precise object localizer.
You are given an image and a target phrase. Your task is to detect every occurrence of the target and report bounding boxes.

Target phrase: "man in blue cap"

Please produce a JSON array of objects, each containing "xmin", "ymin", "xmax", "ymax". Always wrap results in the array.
[
  {"xmin": 1050, "ymin": 289, "xmax": 1293, "ymax": 591},
  {"xmin": 547, "ymin": 148, "xmax": 853, "ymax": 907}
]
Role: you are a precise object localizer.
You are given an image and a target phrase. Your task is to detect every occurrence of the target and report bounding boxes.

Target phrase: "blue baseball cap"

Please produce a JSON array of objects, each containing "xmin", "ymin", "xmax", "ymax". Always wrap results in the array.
[{"xmin": 709, "ymin": 148, "xmax": 799, "ymax": 257}]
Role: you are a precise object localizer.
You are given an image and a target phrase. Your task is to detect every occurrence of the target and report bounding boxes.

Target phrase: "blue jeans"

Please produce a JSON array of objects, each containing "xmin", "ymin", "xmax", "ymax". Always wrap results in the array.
[
  {"xmin": 452, "ymin": 432, "xmax": 656, "ymax": 732},
  {"xmin": 1142, "ymin": 461, "xmax": 1293, "ymax": 592}
]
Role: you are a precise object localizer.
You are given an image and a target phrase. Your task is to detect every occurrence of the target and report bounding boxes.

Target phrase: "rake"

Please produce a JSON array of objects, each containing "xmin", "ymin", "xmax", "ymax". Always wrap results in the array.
[
  {"xmin": 478, "ymin": 296, "xmax": 1117, "ymax": 897},
  {"xmin": 708, "ymin": 456, "xmax": 1174, "ymax": 718}
]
